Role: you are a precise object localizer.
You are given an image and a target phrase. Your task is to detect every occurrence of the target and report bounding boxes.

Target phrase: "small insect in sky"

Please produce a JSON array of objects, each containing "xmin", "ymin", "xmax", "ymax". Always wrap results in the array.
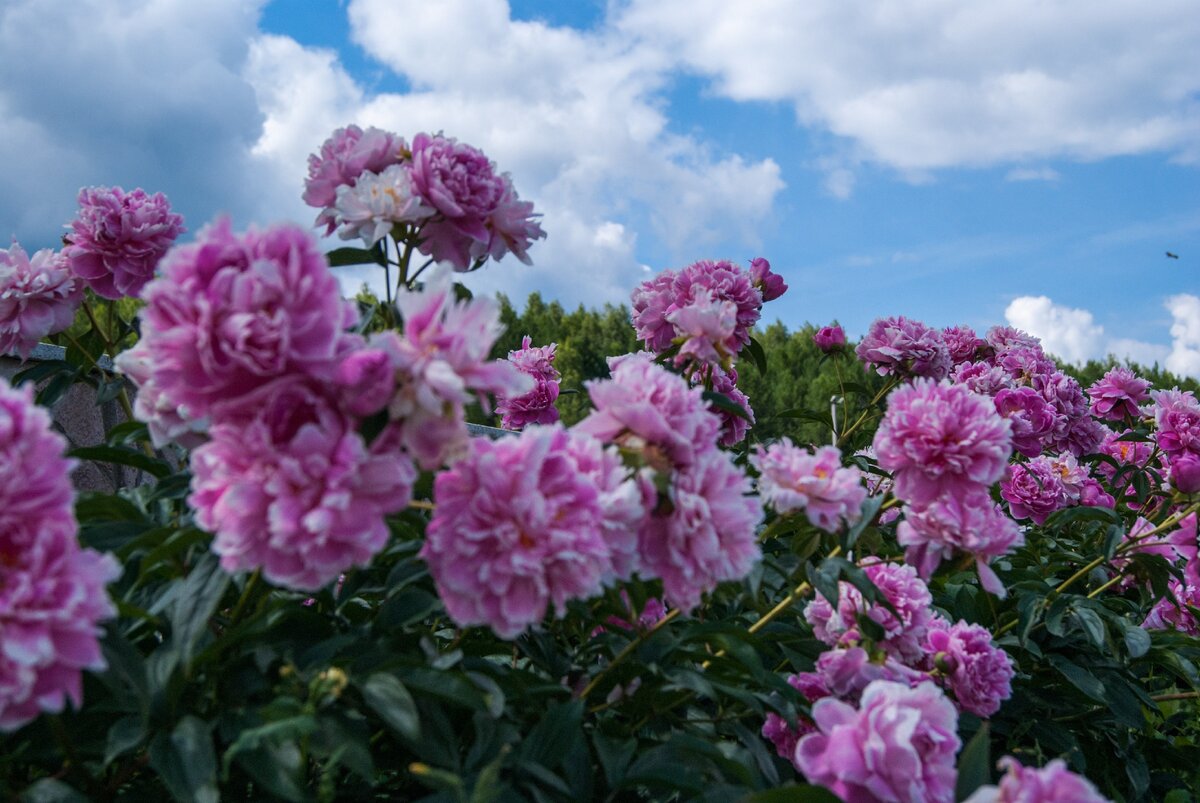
[{"xmin": 1166, "ymin": 251, "xmax": 1180, "ymax": 259}]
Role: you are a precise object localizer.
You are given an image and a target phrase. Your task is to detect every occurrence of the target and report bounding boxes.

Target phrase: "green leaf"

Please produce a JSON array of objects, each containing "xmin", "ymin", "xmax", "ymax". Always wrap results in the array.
[
  {"xmin": 104, "ymin": 715, "xmax": 146, "ymax": 767},
  {"xmin": 592, "ymin": 733, "xmax": 636, "ymax": 791},
  {"xmin": 1048, "ymin": 655, "xmax": 1107, "ymax": 703},
  {"xmin": 954, "ymin": 723, "xmax": 991, "ymax": 801},
  {"xmin": 19, "ymin": 780, "xmax": 90, "ymax": 803},
  {"xmin": 148, "ymin": 716, "xmax": 220, "ymax": 803},
  {"xmin": 516, "ymin": 699, "xmax": 583, "ymax": 769},
  {"xmin": 1070, "ymin": 607, "xmax": 1107, "ymax": 651},
  {"xmin": 1043, "ymin": 505, "xmax": 1121, "ymax": 527},
  {"xmin": 13, "ymin": 358, "xmax": 72, "ymax": 387},
  {"xmin": 360, "ymin": 672, "xmax": 421, "ymax": 741},
  {"xmin": 325, "ymin": 246, "xmax": 385, "ymax": 267},
  {"xmin": 744, "ymin": 336, "xmax": 768, "ymax": 374},
  {"xmin": 703, "ymin": 390, "xmax": 754, "ymax": 422},
  {"xmin": 68, "ymin": 444, "xmax": 172, "ymax": 479},
  {"xmin": 1122, "ymin": 622, "xmax": 1151, "ymax": 658}
]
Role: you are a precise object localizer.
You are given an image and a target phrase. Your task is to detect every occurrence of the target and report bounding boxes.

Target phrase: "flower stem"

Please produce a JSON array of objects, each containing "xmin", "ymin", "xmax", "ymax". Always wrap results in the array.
[{"xmin": 576, "ymin": 608, "xmax": 681, "ymax": 701}]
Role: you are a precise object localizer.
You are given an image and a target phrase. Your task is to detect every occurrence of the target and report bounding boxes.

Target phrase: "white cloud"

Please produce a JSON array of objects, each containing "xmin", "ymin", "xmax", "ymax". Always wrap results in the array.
[
  {"xmin": 1166, "ymin": 294, "xmax": 1200, "ymax": 377},
  {"xmin": 1005, "ymin": 167, "xmax": 1060, "ymax": 182},
  {"xmin": 1004, "ymin": 296, "xmax": 1104, "ymax": 364},
  {"xmin": 618, "ymin": 0, "xmax": 1200, "ymax": 190},
  {"xmin": 1004, "ymin": 295, "xmax": 1191, "ymax": 374}
]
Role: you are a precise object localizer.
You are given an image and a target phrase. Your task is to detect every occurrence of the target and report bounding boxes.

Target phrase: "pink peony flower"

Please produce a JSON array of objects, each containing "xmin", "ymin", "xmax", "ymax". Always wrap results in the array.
[
  {"xmin": 190, "ymin": 378, "xmax": 414, "ymax": 591},
  {"xmin": 409, "ymin": 132, "xmax": 509, "ymax": 270},
  {"xmin": 1035, "ymin": 371, "xmax": 1099, "ymax": 456},
  {"xmin": 1170, "ymin": 453, "xmax": 1200, "ymax": 494},
  {"xmin": 1000, "ymin": 458, "xmax": 1074, "ymax": 525},
  {"xmin": 0, "ymin": 243, "xmax": 82, "ymax": 359},
  {"xmin": 942, "ymin": 325, "xmax": 985, "ymax": 365},
  {"xmin": 332, "ymin": 164, "xmax": 434, "ymax": 246},
  {"xmin": 924, "ymin": 619, "xmax": 1014, "ymax": 718},
  {"xmin": 1087, "ymin": 367, "xmax": 1151, "ymax": 422},
  {"xmin": 476, "ymin": 179, "xmax": 546, "ymax": 266},
  {"xmin": 421, "ymin": 426, "xmax": 618, "ymax": 638},
  {"xmin": 630, "ymin": 271, "xmax": 678, "ymax": 353},
  {"xmin": 334, "ymin": 344, "xmax": 397, "ymax": 418},
  {"xmin": 993, "ymin": 386, "xmax": 1058, "ymax": 458},
  {"xmin": 1095, "ymin": 429, "xmax": 1154, "ymax": 482},
  {"xmin": 706, "ymin": 367, "xmax": 755, "ymax": 447},
  {"xmin": 963, "ymin": 757, "xmax": 1111, "ymax": 803},
  {"xmin": 637, "ymin": 447, "xmax": 762, "ymax": 612},
  {"xmin": 813, "ymin": 324, "xmax": 847, "ymax": 353},
  {"xmin": 121, "ymin": 218, "xmax": 357, "ymax": 427},
  {"xmin": 953, "ymin": 361, "xmax": 1014, "ymax": 397},
  {"xmin": 805, "ymin": 562, "xmax": 935, "ymax": 663},
  {"xmin": 304, "ymin": 125, "xmax": 405, "ymax": 228},
  {"xmin": 576, "ymin": 352, "xmax": 721, "ymax": 470},
  {"xmin": 666, "ymin": 288, "xmax": 738, "ymax": 370},
  {"xmin": 749, "ymin": 257, "xmax": 787, "ymax": 302},
  {"xmin": 496, "ymin": 335, "xmax": 561, "ymax": 430},
  {"xmin": 1152, "ymin": 388, "xmax": 1200, "ymax": 459},
  {"xmin": 797, "ymin": 646, "xmax": 927, "ymax": 705},
  {"xmin": 985, "ymin": 325, "xmax": 1042, "ymax": 355},
  {"xmin": 1079, "ymin": 477, "xmax": 1116, "ymax": 509},
  {"xmin": 762, "ymin": 712, "xmax": 811, "ymax": 763},
  {"xmin": 1142, "ymin": 578, "xmax": 1200, "ymax": 635},
  {"xmin": 370, "ymin": 268, "xmax": 531, "ymax": 469},
  {"xmin": 0, "ymin": 379, "xmax": 119, "ymax": 731},
  {"xmin": 64, "ymin": 186, "xmax": 184, "ymax": 299},
  {"xmin": 856, "ymin": 316, "xmax": 952, "ymax": 380},
  {"xmin": 673, "ymin": 259, "xmax": 763, "ymax": 355},
  {"xmin": 752, "ymin": 441, "xmax": 867, "ymax": 532},
  {"xmin": 897, "ymin": 489, "xmax": 1024, "ymax": 596},
  {"xmin": 795, "ymin": 680, "xmax": 960, "ymax": 803},
  {"xmin": 114, "ymin": 342, "xmax": 208, "ymax": 448},
  {"xmin": 874, "ymin": 379, "xmax": 1013, "ymax": 509}
]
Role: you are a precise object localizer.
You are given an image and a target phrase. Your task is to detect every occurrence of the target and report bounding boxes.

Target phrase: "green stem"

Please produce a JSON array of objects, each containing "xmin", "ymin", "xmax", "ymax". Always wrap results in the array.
[
  {"xmin": 577, "ymin": 608, "xmax": 681, "ymax": 701},
  {"xmin": 836, "ymin": 377, "xmax": 898, "ymax": 447}
]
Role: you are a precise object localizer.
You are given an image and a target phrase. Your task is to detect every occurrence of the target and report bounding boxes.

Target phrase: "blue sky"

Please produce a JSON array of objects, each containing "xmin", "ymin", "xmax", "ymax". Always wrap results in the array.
[{"xmin": 2, "ymin": 0, "xmax": 1198, "ymax": 372}]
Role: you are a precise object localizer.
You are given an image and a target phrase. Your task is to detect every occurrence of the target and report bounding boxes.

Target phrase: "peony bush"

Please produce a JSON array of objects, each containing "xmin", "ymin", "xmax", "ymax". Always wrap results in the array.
[{"xmin": 1, "ymin": 123, "xmax": 1200, "ymax": 802}]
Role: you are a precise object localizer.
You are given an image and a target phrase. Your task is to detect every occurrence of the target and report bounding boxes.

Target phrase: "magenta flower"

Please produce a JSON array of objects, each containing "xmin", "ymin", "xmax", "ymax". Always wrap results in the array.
[
  {"xmin": 963, "ymin": 757, "xmax": 1111, "ymax": 803},
  {"xmin": 666, "ymin": 289, "xmax": 738, "ymax": 370},
  {"xmin": 874, "ymin": 379, "xmax": 1013, "ymax": 509},
  {"xmin": 333, "ymin": 164, "xmax": 434, "ymax": 246},
  {"xmin": 706, "ymin": 367, "xmax": 755, "ymax": 447},
  {"xmin": 952, "ymin": 361, "xmax": 1013, "ymax": 397},
  {"xmin": 813, "ymin": 324, "xmax": 847, "ymax": 353},
  {"xmin": 630, "ymin": 271, "xmax": 678, "ymax": 353},
  {"xmin": 576, "ymin": 352, "xmax": 721, "ymax": 470},
  {"xmin": 1000, "ymin": 458, "xmax": 1074, "ymax": 525},
  {"xmin": 1035, "ymin": 371, "xmax": 1101, "ymax": 456},
  {"xmin": 408, "ymin": 132, "xmax": 508, "ymax": 270},
  {"xmin": 795, "ymin": 680, "xmax": 960, "ymax": 803},
  {"xmin": 562, "ymin": 432, "xmax": 648, "ymax": 582},
  {"xmin": 985, "ymin": 325, "xmax": 1042, "ymax": 354},
  {"xmin": 367, "ymin": 269, "xmax": 530, "ymax": 469},
  {"xmin": 762, "ymin": 712, "xmax": 812, "ymax": 764},
  {"xmin": 942, "ymin": 325, "xmax": 985, "ymax": 365},
  {"xmin": 674, "ymin": 259, "xmax": 762, "ymax": 355},
  {"xmin": 805, "ymin": 562, "xmax": 935, "ymax": 663},
  {"xmin": 496, "ymin": 335, "xmax": 561, "ymax": 430},
  {"xmin": 476, "ymin": 179, "xmax": 546, "ymax": 266},
  {"xmin": 334, "ymin": 344, "xmax": 397, "ymax": 418},
  {"xmin": 304, "ymin": 125, "xmax": 405, "ymax": 229},
  {"xmin": 924, "ymin": 619, "xmax": 1014, "ymax": 718},
  {"xmin": 1096, "ymin": 429, "xmax": 1154, "ymax": 483},
  {"xmin": 0, "ymin": 243, "xmax": 81, "ymax": 359},
  {"xmin": 64, "ymin": 186, "xmax": 184, "ymax": 299},
  {"xmin": 856, "ymin": 316, "xmax": 952, "ymax": 380},
  {"xmin": 797, "ymin": 646, "xmax": 927, "ymax": 705},
  {"xmin": 1143, "ymin": 578, "xmax": 1200, "ymax": 636},
  {"xmin": 897, "ymin": 489, "xmax": 1024, "ymax": 596},
  {"xmin": 121, "ymin": 218, "xmax": 356, "ymax": 427},
  {"xmin": 114, "ymin": 342, "xmax": 207, "ymax": 448},
  {"xmin": 748, "ymin": 257, "xmax": 787, "ymax": 302},
  {"xmin": 0, "ymin": 379, "xmax": 119, "ymax": 731},
  {"xmin": 1152, "ymin": 388, "xmax": 1200, "ymax": 459},
  {"xmin": 637, "ymin": 447, "xmax": 762, "ymax": 612},
  {"xmin": 994, "ymin": 386, "xmax": 1058, "ymax": 458},
  {"xmin": 190, "ymin": 378, "xmax": 414, "ymax": 591},
  {"xmin": 1170, "ymin": 453, "xmax": 1200, "ymax": 494},
  {"xmin": 1079, "ymin": 478, "xmax": 1116, "ymax": 509},
  {"xmin": 1088, "ymin": 367, "xmax": 1151, "ymax": 422},
  {"xmin": 752, "ymin": 441, "xmax": 866, "ymax": 532},
  {"xmin": 422, "ymin": 426, "xmax": 618, "ymax": 638}
]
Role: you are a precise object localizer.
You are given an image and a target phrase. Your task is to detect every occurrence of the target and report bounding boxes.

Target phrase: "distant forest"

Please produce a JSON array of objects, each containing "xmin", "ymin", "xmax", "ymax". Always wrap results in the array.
[{"xmin": 485, "ymin": 291, "xmax": 1200, "ymax": 448}]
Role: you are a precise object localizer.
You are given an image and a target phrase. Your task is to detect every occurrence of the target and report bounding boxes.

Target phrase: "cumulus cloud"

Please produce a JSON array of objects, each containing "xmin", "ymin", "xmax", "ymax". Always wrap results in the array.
[
  {"xmin": 1004, "ymin": 295, "xmax": 1186, "ymax": 373},
  {"xmin": 1005, "ymin": 167, "xmax": 1060, "ymax": 182},
  {"xmin": 618, "ymin": 0, "xmax": 1200, "ymax": 189},
  {"xmin": 1166, "ymin": 294, "xmax": 1200, "ymax": 378}
]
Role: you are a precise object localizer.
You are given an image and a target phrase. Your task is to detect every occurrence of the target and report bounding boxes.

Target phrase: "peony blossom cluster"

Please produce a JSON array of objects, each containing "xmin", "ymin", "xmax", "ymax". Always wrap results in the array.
[
  {"xmin": 964, "ymin": 757, "xmax": 1111, "ymax": 803},
  {"xmin": 630, "ymin": 257, "xmax": 784, "ymax": 373},
  {"xmin": 875, "ymin": 379, "xmax": 1021, "ymax": 592},
  {"xmin": 119, "ymin": 219, "xmax": 423, "ymax": 591},
  {"xmin": 423, "ymin": 425, "xmax": 642, "ymax": 638},
  {"xmin": 576, "ymin": 353, "xmax": 762, "ymax": 612},
  {"xmin": 0, "ymin": 379, "xmax": 119, "ymax": 731},
  {"xmin": 795, "ymin": 680, "xmax": 961, "ymax": 803},
  {"xmin": 64, "ymin": 185, "xmax": 185, "ymax": 299},
  {"xmin": 0, "ymin": 242, "xmax": 81, "ymax": 359},
  {"xmin": 752, "ymin": 441, "xmax": 866, "ymax": 532},
  {"xmin": 304, "ymin": 125, "xmax": 545, "ymax": 270},
  {"xmin": 1087, "ymin": 367, "xmax": 1151, "ymax": 422},
  {"xmin": 1000, "ymin": 454, "xmax": 1087, "ymax": 525},
  {"xmin": 856, "ymin": 316, "xmax": 952, "ymax": 380},
  {"xmin": 496, "ymin": 335, "xmax": 561, "ymax": 430}
]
